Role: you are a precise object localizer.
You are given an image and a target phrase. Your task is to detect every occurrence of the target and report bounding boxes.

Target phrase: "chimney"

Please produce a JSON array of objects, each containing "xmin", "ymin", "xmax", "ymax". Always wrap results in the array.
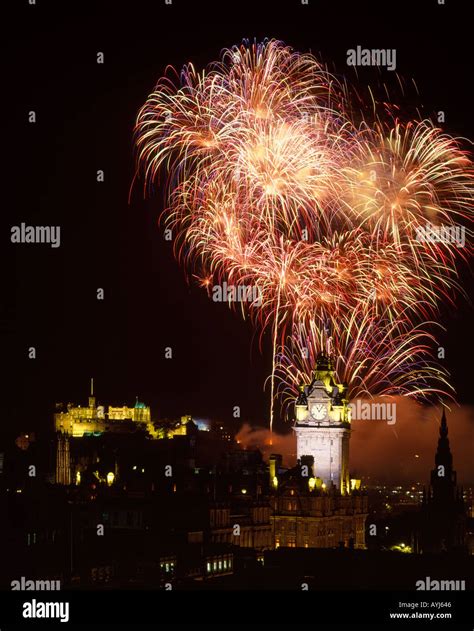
[{"xmin": 269, "ymin": 454, "xmax": 282, "ymax": 488}]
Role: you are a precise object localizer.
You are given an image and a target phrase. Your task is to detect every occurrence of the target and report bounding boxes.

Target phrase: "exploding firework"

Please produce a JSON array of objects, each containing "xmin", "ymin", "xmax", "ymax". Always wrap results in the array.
[{"xmin": 134, "ymin": 39, "xmax": 473, "ymax": 433}]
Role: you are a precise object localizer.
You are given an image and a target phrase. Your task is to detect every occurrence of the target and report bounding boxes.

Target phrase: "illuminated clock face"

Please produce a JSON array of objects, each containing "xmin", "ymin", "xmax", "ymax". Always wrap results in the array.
[{"xmin": 311, "ymin": 403, "xmax": 327, "ymax": 420}]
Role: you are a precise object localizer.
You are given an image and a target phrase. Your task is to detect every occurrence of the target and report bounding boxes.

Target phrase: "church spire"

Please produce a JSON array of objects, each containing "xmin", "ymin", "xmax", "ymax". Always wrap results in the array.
[
  {"xmin": 434, "ymin": 407, "xmax": 452, "ymax": 471},
  {"xmin": 419, "ymin": 407, "xmax": 467, "ymax": 553},
  {"xmin": 430, "ymin": 407, "xmax": 456, "ymax": 499},
  {"xmin": 440, "ymin": 407, "xmax": 448, "ymax": 437}
]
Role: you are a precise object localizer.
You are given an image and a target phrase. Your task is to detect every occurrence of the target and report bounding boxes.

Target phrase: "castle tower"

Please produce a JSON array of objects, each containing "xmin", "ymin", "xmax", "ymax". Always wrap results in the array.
[
  {"xmin": 55, "ymin": 433, "xmax": 71, "ymax": 485},
  {"xmin": 293, "ymin": 352, "xmax": 350, "ymax": 494}
]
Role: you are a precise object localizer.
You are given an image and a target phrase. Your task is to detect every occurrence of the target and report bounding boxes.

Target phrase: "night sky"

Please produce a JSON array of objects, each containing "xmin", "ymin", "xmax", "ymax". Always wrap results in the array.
[{"xmin": 4, "ymin": 0, "xmax": 473, "ymax": 446}]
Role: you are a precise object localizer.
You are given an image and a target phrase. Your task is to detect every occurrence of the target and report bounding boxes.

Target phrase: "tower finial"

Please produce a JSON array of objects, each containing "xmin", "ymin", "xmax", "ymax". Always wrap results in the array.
[{"xmin": 91, "ymin": 377, "xmax": 94, "ymax": 397}]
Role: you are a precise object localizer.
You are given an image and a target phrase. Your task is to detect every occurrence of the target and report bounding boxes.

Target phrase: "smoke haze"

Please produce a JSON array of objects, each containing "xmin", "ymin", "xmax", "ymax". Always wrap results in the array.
[{"xmin": 236, "ymin": 397, "xmax": 474, "ymax": 484}]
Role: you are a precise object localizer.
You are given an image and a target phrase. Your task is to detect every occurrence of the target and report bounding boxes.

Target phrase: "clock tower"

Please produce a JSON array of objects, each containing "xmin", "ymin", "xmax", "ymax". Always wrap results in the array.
[{"xmin": 293, "ymin": 352, "xmax": 351, "ymax": 494}]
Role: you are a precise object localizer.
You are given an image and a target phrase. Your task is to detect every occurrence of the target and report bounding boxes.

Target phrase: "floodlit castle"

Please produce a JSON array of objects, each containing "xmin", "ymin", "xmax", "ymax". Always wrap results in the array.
[
  {"xmin": 293, "ymin": 352, "xmax": 351, "ymax": 495},
  {"xmin": 54, "ymin": 380, "xmax": 200, "ymax": 484},
  {"xmin": 54, "ymin": 379, "xmax": 154, "ymax": 438}
]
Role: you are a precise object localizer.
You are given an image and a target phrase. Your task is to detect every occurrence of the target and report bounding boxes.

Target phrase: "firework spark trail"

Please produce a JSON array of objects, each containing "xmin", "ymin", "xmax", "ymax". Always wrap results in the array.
[{"xmin": 135, "ymin": 39, "xmax": 474, "ymax": 429}]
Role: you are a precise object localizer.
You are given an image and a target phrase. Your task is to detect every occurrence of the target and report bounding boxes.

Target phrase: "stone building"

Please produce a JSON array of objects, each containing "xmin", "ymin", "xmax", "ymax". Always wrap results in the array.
[
  {"xmin": 294, "ymin": 352, "xmax": 350, "ymax": 494},
  {"xmin": 270, "ymin": 460, "xmax": 367, "ymax": 549},
  {"xmin": 272, "ymin": 352, "xmax": 368, "ymax": 549}
]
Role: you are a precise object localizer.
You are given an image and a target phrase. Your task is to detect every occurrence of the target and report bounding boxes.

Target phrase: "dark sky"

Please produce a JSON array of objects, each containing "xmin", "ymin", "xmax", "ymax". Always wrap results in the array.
[{"xmin": 4, "ymin": 0, "xmax": 473, "ymax": 444}]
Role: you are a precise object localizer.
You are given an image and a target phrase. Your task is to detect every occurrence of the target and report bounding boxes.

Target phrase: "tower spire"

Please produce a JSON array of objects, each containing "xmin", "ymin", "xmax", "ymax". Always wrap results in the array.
[
  {"xmin": 88, "ymin": 377, "xmax": 96, "ymax": 409},
  {"xmin": 440, "ymin": 406, "xmax": 448, "ymax": 437},
  {"xmin": 435, "ymin": 407, "xmax": 452, "ymax": 470},
  {"xmin": 420, "ymin": 407, "xmax": 467, "ymax": 553},
  {"xmin": 430, "ymin": 407, "xmax": 456, "ymax": 499}
]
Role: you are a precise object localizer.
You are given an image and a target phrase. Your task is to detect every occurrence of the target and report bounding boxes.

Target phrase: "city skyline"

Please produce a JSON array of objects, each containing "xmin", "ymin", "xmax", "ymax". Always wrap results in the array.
[
  {"xmin": 3, "ymin": 0, "xmax": 473, "ymax": 625},
  {"xmin": 14, "ymin": 374, "xmax": 474, "ymax": 486}
]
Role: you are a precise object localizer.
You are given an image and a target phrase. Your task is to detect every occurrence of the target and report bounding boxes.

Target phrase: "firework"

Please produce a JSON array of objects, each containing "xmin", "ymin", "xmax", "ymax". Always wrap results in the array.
[{"xmin": 134, "ymin": 39, "xmax": 473, "ymax": 433}]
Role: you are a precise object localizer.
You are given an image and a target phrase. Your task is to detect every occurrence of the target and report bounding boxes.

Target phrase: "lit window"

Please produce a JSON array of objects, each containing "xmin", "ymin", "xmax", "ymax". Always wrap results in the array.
[
  {"xmin": 223, "ymin": 560, "xmax": 227, "ymax": 570},
  {"xmin": 213, "ymin": 561, "xmax": 217, "ymax": 571},
  {"xmin": 218, "ymin": 560, "xmax": 222, "ymax": 570},
  {"xmin": 206, "ymin": 562, "xmax": 211, "ymax": 573}
]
